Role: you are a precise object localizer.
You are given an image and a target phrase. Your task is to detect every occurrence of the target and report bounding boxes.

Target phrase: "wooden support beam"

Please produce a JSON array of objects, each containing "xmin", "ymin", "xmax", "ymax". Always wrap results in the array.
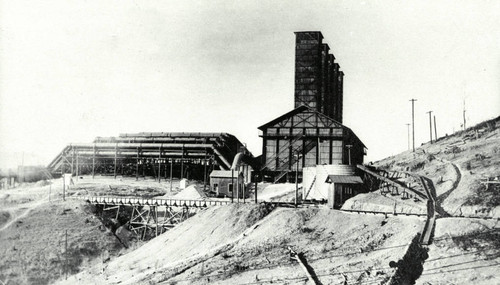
[
  {"xmin": 170, "ymin": 160, "xmax": 173, "ymax": 192},
  {"xmin": 114, "ymin": 143, "xmax": 117, "ymax": 179},
  {"xmin": 75, "ymin": 151, "xmax": 79, "ymax": 183},
  {"xmin": 136, "ymin": 147, "xmax": 139, "ymax": 181},
  {"xmin": 181, "ymin": 146, "xmax": 184, "ymax": 180},
  {"xmin": 203, "ymin": 152, "xmax": 207, "ymax": 191},
  {"xmin": 92, "ymin": 143, "xmax": 95, "ymax": 179},
  {"xmin": 158, "ymin": 146, "xmax": 162, "ymax": 183},
  {"xmin": 71, "ymin": 147, "xmax": 75, "ymax": 176}
]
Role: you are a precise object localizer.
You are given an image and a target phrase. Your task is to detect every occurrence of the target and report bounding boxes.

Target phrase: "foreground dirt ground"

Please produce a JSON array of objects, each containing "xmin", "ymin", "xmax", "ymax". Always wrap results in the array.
[
  {"xmin": 57, "ymin": 203, "xmax": 423, "ymax": 285},
  {"xmin": 0, "ymin": 180, "xmax": 127, "ymax": 285}
]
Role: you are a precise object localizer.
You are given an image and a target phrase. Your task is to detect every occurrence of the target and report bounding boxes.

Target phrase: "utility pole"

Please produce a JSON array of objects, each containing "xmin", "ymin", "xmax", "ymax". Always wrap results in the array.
[
  {"xmin": 426, "ymin": 110, "xmax": 433, "ymax": 143},
  {"xmin": 295, "ymin": 151, "xmax": 300, "ymax": 208},
  {"xmin": 409, "ymin": 99, "xmax": 417, "ymax": 152},
  {"xmin": 463, "ymin": 100, "xmax": 467, "ymax": 130},
  {"xmin": 406, "ymin": 123, "xmax": 410, "ymax": 150},
  {"xmin": 65, "ymin": 230, "xmax": 68, "ymax": 280},
  {"xmin": 434, "ymin": 116, "xmax": 437, "ymax": 141}
]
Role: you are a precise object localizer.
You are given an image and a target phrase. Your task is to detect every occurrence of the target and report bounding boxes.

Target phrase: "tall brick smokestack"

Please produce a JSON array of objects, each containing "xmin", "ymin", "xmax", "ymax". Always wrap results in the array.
[
  {"xmin": 294, "ymin": 31, "xmax": 324, "ymax": 111},
  {"xmin": 294, "ymin": 31, "xmax": 343, "ymax": 123}
]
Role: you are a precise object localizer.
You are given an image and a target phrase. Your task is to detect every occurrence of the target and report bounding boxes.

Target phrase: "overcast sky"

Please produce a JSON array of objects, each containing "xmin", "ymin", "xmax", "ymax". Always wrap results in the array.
[{"xmin": 1, "ymin": 0, "xmax": 499, "ymax": 169}]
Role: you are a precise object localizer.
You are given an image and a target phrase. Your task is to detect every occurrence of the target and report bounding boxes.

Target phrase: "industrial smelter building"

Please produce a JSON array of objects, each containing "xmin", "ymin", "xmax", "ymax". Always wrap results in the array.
[{"xmin": 259, "ymin": 32, "xmax": 366, "ymax": 194}]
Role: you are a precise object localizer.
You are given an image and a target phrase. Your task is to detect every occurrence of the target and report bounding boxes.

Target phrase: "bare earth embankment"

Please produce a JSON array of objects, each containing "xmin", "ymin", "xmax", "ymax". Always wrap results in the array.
[{"xmin": 58, "ymin": 203, "xmax": 422, "ymax": 285}]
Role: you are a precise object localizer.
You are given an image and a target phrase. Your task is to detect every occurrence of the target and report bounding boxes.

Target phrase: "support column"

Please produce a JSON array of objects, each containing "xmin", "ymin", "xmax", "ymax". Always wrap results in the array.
[
  {"xmin": 71, "ymin": 147, "xmax": 75, "ymax": 177},
  {"xmin": 75, "ymin": 151, "xmax": 79, "ymax": 183},
  {"xmin": 180, "ymin": 146, "xmax": 184, "ymax": 180},
  {"xmin": 62, "ymin": 153, "xmax": 66, "ymax": 201},
  {"xmin": 92, "ymin": 143, "xmax": 96, "ymax": 179},
  {"xmin": 142, "ymin": 158, "xmax": 146, "ymax": 180},
  {"xmin": 158, "ymin": 146, "xmax": 162, "ymax": 183},
  {"xmin": 169, "ymin": 159, "xmax": 173, "ymax": 192},
  {"xmin": 203, "ymin": 151, "xmax": 207, "ymax": 191},
  {"xmin": 114, "ymin": 143, "xmax": 118, "ymax": 179},
  {"xmin": 136, "ymin": 147, "xmax": 139, "ymax": 181}
]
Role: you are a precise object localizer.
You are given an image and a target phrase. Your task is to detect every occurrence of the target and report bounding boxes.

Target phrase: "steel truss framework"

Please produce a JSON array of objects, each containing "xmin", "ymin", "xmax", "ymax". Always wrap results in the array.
[{"xmin": 48, "ymin": 132, "xmax": 256, "ymax": 182}]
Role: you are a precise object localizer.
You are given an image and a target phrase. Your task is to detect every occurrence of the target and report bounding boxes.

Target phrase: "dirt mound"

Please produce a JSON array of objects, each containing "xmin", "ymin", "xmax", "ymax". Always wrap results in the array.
[
  {"xmin": 60, "ymin": 205, "xmax": 422, "ymax": 285},
  {"xmin": 61, "ymin": 203, "xmax": 270, "ymax": 284},
  {"xmin": 173, "ymin": 185, "xmax": 207, "ymax": 200}
]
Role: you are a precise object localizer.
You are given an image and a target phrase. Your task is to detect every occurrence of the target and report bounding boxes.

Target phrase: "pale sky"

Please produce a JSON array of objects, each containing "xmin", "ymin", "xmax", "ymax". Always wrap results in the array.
[{"xmin": 1, "ymin": 0, "xmax": 499, "ymax": 169}]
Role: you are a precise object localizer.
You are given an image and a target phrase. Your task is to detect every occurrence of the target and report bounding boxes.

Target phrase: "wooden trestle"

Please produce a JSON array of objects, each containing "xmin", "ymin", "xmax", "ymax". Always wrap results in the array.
[{"xmin": 87, "ymin": 196, "xmax": 231, "ymax": 239}]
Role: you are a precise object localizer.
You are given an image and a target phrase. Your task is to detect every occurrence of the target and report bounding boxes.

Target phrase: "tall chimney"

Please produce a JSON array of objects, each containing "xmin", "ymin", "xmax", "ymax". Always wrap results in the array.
[{"xmin": 294, "ymin": 31, "xmax": 323, "ymax": 111}]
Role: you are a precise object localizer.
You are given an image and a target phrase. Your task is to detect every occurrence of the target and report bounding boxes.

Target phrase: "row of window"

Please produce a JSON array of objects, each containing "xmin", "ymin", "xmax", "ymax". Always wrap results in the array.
[{"xmin": 266, "ymin": 128, "xmax": 343, "ymax": 136}]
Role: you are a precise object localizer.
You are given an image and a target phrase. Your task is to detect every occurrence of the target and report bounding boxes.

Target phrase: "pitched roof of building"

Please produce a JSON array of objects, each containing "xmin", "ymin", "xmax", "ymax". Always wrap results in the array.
[
  {"xmin": 209, "ymin": 170, "xmax": 242, "ymax": 178},
  {"xmin": 258, "ymin": 105, "xmax": 366, "ymax": 148},
  {"xmin": 325, "ymin": 175, "xmax": 363, "ymax": 184}
]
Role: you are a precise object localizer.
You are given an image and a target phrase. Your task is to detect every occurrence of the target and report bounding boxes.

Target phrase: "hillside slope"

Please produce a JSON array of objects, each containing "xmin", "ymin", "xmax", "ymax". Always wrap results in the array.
[
  {"xmin": 373, "ymin": 116, "xmax": 500, "ymax": 218},
  {"xmin": 0, "ymin": 181, "xmax": 126, "ymax": 285},
  {"xmin": 58, "ymin": 204, "xmax": 423, "ymax": 284}
]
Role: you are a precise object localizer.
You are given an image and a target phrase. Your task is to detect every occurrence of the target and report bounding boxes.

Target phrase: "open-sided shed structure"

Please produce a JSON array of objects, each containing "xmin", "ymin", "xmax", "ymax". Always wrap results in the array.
[{"xmin": 48, "ymin": 132, "xmax": 258, "ymax": 182}]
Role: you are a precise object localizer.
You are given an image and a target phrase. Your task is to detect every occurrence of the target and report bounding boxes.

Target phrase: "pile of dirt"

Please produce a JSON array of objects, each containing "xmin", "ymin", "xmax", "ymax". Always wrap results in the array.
[
  {"xmin": 173, "ymin": 185, "xmax": 207, "ymax": 200},
  {"xmin": 60, "ymin": 204, "xmax": 423, "ymax": 285}
]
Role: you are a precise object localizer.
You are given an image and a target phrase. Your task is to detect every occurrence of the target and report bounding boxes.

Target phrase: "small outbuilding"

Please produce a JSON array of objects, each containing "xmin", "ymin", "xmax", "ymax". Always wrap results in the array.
[
  {"xmin": 325, "ymin": 174, "xmax": 364, "ymax": 209},
  {"xmin": 209, "ymin": 170, "xmax": 245, "ymax": 198}
]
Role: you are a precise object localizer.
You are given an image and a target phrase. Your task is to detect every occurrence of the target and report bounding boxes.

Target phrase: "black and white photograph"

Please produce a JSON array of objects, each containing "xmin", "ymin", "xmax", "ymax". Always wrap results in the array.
[{"xmin": 0, "ymin": 1, "xmax": 499, "ymax": 284}]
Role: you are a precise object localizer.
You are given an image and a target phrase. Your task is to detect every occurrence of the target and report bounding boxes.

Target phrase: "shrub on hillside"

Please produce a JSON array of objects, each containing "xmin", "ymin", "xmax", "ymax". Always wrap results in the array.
[{"xmin": 465, "ymin": 180, "xmax": 500, "ymax": 207}]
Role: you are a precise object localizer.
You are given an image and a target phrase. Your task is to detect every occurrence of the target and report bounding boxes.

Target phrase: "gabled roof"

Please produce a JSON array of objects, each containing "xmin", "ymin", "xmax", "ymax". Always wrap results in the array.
[
  {"xmin": 258, "ymin": 105, "xmax": 366, "ymax": 148},
  {"xmin": 258, "ymin": 105, "xmax": 344, "ymax": 130}
]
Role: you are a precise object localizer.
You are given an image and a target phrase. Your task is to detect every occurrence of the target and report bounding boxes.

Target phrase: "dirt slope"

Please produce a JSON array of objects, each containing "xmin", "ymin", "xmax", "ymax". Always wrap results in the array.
[
  {"xmin": 416, "ymin": 218, "xmax": 500, "ymax": 285},
  {"xmin": 373, "ymin": 116, "xmax": 500, "ymax": 218},
  {"xmin": 366, "ymin": 116, "xmax": 500, "ymax": 284},
  {"xmin": 0, "ymin": 199, "xmax": 125, "ymax": 285},
  {"xmin": 58, "ymin": 203, "xmax": 423, "ymax": 285}
]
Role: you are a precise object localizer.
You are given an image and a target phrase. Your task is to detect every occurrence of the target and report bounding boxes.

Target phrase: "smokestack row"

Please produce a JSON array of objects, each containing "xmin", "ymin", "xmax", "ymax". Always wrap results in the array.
[{"xmin": 294, "ymin": 31, "xmax": 343, "ymax": 123}]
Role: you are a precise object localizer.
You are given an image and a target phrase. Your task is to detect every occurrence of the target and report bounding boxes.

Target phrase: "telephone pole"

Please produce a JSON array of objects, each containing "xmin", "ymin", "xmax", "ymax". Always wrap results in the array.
[
  {"xmin": 406, "ymin": 123, "xmax": 410, "ymax": 150},
  {"xmin": 426, "ymin": 110, "xmax": 433, "ymax": 143},
  {"xmin": 433, "ymin": 115, "xmax": 437, "ymax": 141},
  {"xmin": 409, "ymin": 99, "xmax": 417, "ymax": 152},
  {"xmin": 463, "ymin": 100, "xmax": 467, "ymax": 130}
]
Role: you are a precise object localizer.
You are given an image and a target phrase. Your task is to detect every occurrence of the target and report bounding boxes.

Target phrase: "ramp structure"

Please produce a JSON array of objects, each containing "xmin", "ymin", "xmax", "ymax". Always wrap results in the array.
[{"xmin": 48, "ymin": 132, "xmax": 258, "ymax": 181}]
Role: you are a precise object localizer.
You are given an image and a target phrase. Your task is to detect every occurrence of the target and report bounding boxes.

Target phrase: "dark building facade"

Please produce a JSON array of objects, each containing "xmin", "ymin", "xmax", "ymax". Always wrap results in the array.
[
  {"xmin": 260, "ymin": 31, "xmax": 365, "ymax": 182},
  {"xmin": 294, "ymin": 31, "xmax": 343, "ymax": 123}
]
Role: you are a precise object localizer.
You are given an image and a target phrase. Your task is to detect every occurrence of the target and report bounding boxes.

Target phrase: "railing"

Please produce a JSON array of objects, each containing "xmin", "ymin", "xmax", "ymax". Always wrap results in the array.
[{"xmin": 81, "ymin": 196, "xmax": 232, "ymax": 207}]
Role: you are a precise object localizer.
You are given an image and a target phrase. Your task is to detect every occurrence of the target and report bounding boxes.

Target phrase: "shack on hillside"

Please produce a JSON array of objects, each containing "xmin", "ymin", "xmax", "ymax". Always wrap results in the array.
[{"xmin": 209, "ymin": 170, "xmax": 244, "ymax": 198}]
